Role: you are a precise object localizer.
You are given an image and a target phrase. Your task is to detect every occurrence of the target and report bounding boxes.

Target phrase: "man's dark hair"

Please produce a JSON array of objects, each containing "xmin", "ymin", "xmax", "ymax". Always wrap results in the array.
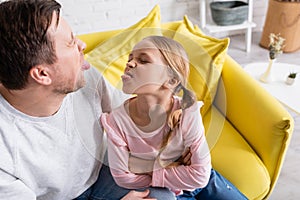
[{"xmin": 0, "ymin": 0, "xmax": 61, "ymax": 90}]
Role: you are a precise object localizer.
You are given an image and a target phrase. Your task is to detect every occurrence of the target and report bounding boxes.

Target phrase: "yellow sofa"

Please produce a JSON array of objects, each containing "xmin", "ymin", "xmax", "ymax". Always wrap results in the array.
[{"xmin": 78, "ymin": 21, "xmax": 294, "ymax": 200}]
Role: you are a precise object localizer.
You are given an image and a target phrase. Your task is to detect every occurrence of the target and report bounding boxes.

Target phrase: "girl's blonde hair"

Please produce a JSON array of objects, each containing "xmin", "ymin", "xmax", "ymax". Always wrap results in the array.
[
  {"xmin": 144, "ymin": 35, "xmax": 196, "ymax": 124},
  {"xmin": 143, "ymin": 36, "xmax": 196, "ymax": 164}
]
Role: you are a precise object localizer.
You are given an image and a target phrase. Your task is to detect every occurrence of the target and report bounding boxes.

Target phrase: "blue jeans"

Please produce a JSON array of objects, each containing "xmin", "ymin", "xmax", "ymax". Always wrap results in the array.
[
  {"xmin": 177, "ymin": 169, "xmax": 248, "ymax": 200},
  {"xmin": 75, "ymin": 164, "xmax": 175, "ymax": 200}
]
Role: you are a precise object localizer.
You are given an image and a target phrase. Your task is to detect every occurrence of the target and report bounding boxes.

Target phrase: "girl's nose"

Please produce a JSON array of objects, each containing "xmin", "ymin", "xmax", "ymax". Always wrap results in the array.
[{"xmin": 126, "ymin": 60, "xmax": 137, "ymax": 68}]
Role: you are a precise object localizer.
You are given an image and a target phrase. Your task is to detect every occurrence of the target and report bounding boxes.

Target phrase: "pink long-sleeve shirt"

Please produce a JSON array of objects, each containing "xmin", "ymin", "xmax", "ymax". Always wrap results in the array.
[{"xmin": 100, "ymin": 97, "xmax": 211, "ymax": 193}]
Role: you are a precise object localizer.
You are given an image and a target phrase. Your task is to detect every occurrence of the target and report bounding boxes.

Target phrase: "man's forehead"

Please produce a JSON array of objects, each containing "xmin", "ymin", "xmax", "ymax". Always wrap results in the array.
[
  {"xmin": 48, "ymin": 12, "xmax": 72, "ymax": 38},
  {"xmin": 47, "ymin": 11, "xmax": 60, "ymax": 34}
]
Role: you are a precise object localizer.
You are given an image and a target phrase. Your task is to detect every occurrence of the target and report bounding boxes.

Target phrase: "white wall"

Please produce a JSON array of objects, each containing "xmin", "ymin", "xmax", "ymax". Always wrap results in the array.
[
  {"xmin": 58, "ymin": 0, "xmax": 198, "ymax": 35},
  {"xmin": 57, "ymin": 0, "xmax": 269, "ymax": 35},
  {"xmin": 0, "ymin": 0, "xmax": 269, "ymax": 35},
  {"xmin": 252, "ymin": 0, "xmax": 269, "ymax": 31}
]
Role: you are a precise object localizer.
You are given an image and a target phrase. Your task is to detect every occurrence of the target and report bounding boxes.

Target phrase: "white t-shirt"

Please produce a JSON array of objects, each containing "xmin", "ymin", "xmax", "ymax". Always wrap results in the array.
[{"xmin": 0, "ymin": 67, "xmax": 127, "ymax": 200}]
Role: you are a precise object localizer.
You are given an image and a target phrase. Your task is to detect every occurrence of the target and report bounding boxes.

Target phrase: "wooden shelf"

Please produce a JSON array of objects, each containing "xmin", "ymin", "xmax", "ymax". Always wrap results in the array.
[
  {"xmin": 204, "ymin": 21, "xmax": 256, "ymax": 33},
  {"xmin": 199, "ymin": 0, "xmax": 256, "ymax": 52}
]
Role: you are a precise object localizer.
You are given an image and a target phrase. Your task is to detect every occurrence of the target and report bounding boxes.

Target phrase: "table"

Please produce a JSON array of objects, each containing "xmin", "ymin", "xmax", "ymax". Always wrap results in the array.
[{"xmin": 244, "ymin": 62, "xmax": 300, "ymax": 114}]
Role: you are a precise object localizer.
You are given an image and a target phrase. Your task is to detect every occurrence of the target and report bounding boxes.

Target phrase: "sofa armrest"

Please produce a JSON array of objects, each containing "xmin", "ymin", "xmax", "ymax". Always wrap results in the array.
[{"xmin": 214, "ymin": 55, "xmax": 294, "ymax": 193}]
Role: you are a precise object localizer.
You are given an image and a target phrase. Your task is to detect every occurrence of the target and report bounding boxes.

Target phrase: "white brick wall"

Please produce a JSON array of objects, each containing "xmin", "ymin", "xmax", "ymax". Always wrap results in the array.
[
  {"xmin": 0, "ymin": 0, "xmax": 268, "ymax": 35},
  {"xmin": 252, "ymin": 0, "xmax": 269, "ymax": 30},
  {"xmin": 58, "ymin": 0, "xmax": 200, "ymax": 35},
  {"xmin": 57, "ymin": 0, "xmax": 269, "ymax": 35}
]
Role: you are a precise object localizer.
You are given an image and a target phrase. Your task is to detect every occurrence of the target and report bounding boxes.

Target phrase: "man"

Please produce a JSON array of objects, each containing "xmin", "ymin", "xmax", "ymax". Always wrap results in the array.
[{"xmin": 0, "ymin": 0, "xmax": 175, "ymax": 199}]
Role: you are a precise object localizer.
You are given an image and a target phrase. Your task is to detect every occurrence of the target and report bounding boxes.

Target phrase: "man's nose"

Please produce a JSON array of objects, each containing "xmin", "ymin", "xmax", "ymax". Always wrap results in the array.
[{"xmin": 77, "ymin": 38, "xmax": 86, "ymax": 52}]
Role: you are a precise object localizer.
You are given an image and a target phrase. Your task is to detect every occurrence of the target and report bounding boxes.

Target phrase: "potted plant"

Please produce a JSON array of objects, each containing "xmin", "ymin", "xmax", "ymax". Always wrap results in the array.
[
  {"xmin": 286, "ymin": 72, "xmax": 297, "ymax": 85},
  {"xmin": 259, "ymin": 33, "xmax": 285, "ymax": 83}
]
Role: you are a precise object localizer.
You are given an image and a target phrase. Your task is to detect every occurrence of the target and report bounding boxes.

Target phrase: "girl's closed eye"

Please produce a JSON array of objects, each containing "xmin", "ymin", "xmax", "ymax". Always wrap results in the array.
[
  {"xmin": 138, "ymin": 57, "xmax": 149, "ymax": 64},
  {"xmin": 127, "ymin": 55, "xmax": 150, "ymax": 65},
  {"xmin": 137, "ymin": 53, "xmax": 153, "ymax": 64}
]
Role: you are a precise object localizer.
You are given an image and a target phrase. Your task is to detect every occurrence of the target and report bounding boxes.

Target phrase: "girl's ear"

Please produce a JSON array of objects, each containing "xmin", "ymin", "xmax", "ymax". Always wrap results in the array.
[
  {"xmin": 163, "ymin": 78, "xmax": 180, "ymax": 90},
  {"xmin": 29, "ymin": 65, "xmax": 52, "ymax": 85}
]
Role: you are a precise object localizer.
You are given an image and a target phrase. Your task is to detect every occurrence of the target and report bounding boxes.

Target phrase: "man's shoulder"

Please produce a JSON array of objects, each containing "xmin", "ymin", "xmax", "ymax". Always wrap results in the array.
[
  {"xmin": 0, "ymin": 104, "xmax": 17, "ymax": 132},
  {"xmin": 0, "ymin": 114, "xmax": 16, "ymax": 175},
  {"xmin": 84, "ymin": 66, "xmax": 104, "ymax": 87}
]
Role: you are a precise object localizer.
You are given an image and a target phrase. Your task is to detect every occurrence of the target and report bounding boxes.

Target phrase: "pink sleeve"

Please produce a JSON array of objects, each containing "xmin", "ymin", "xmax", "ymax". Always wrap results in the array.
[
  {"xmin": 152, "ymin": 101, "xmax": 211, "ymax": 191},
  {"xmin": 100, "ymin": 113, "xmax": 152, "ymax": 189}
]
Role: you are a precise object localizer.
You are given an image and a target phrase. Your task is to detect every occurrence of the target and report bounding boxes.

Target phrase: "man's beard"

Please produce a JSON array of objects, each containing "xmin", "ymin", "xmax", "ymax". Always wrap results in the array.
[{"xmin": 52, "ymin": 78, "xmax": 86, "ymax": 95}]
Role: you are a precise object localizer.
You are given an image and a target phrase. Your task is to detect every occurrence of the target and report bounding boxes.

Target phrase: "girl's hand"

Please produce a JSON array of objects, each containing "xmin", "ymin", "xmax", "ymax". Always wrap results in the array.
[
  {"xmin": 178, "ymin": 147, "xmax": 192, "ymax": 166},
  {"xmin": 166, "ymin": 148, "xmax": 192, "ymax": 168},
  {"xmin": 121, "ymin": 189, "xmax": 156, "ymax": 200}
]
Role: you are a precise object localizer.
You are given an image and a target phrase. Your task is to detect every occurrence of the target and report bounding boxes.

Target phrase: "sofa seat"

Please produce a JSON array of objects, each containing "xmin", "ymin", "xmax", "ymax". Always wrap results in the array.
[
  {"xmin": 203, "ymin": 105, "xmax": 270, "ymax": 200},
  {"xmin": 78, "ymin": 6, "xmax": 294, "ymax": 199}
]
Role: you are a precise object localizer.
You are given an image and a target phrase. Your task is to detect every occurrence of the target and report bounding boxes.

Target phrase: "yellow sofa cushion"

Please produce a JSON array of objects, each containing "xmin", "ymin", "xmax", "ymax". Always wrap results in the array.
[
  {"xmin": 172, "ymin": 16, "xmax": 229, "ymax": 115},
  {"xmin": 85, "ymin": 5, "xmax": 162, "ymax": 88},
  {"xmin": 85, "ymin": 7, "xmax": 228, "ymax": 117},
  {"xmin": 203, "ymin": 106, "xmax": 270, "ymax": 200}
]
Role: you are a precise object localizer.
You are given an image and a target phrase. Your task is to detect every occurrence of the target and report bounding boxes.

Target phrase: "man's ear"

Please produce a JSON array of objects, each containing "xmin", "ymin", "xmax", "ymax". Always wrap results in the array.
[{"xmin": 29, "ymin": 65, "xmax": 52, "ymax": 85}]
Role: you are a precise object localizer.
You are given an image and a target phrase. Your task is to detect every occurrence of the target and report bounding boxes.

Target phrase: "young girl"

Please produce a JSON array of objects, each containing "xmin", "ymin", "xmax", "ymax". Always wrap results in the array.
[{"xmin": 101, "ymin": 36, "xmax": 248, "ymax": 199}]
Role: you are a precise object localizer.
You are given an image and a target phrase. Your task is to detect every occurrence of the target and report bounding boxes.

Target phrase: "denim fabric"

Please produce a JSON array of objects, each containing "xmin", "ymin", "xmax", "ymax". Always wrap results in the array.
[
  {"xmin": 75, "ymin": 164, "xmax": 175, "ymax": 200},
  {"xmin": 76, "ymin": 165, "xmax": 247, "ymax": 200},
  {"xmin": 176, "ymin": 188, "xmax": 203, "ymax": 200},
  {"xmin": 177, "ymin": 169, "xmax": 248, "ymax": 200}
]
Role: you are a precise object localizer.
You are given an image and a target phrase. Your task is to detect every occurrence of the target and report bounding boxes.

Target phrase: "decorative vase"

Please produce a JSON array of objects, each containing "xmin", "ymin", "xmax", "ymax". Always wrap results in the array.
[
  {"xmin": 285, "ymin": 77, "xmax": 295, "ymax": 85},
  {"xmin": 260, "ymin": 59, "xmax": 275, "ymax": 83}
]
